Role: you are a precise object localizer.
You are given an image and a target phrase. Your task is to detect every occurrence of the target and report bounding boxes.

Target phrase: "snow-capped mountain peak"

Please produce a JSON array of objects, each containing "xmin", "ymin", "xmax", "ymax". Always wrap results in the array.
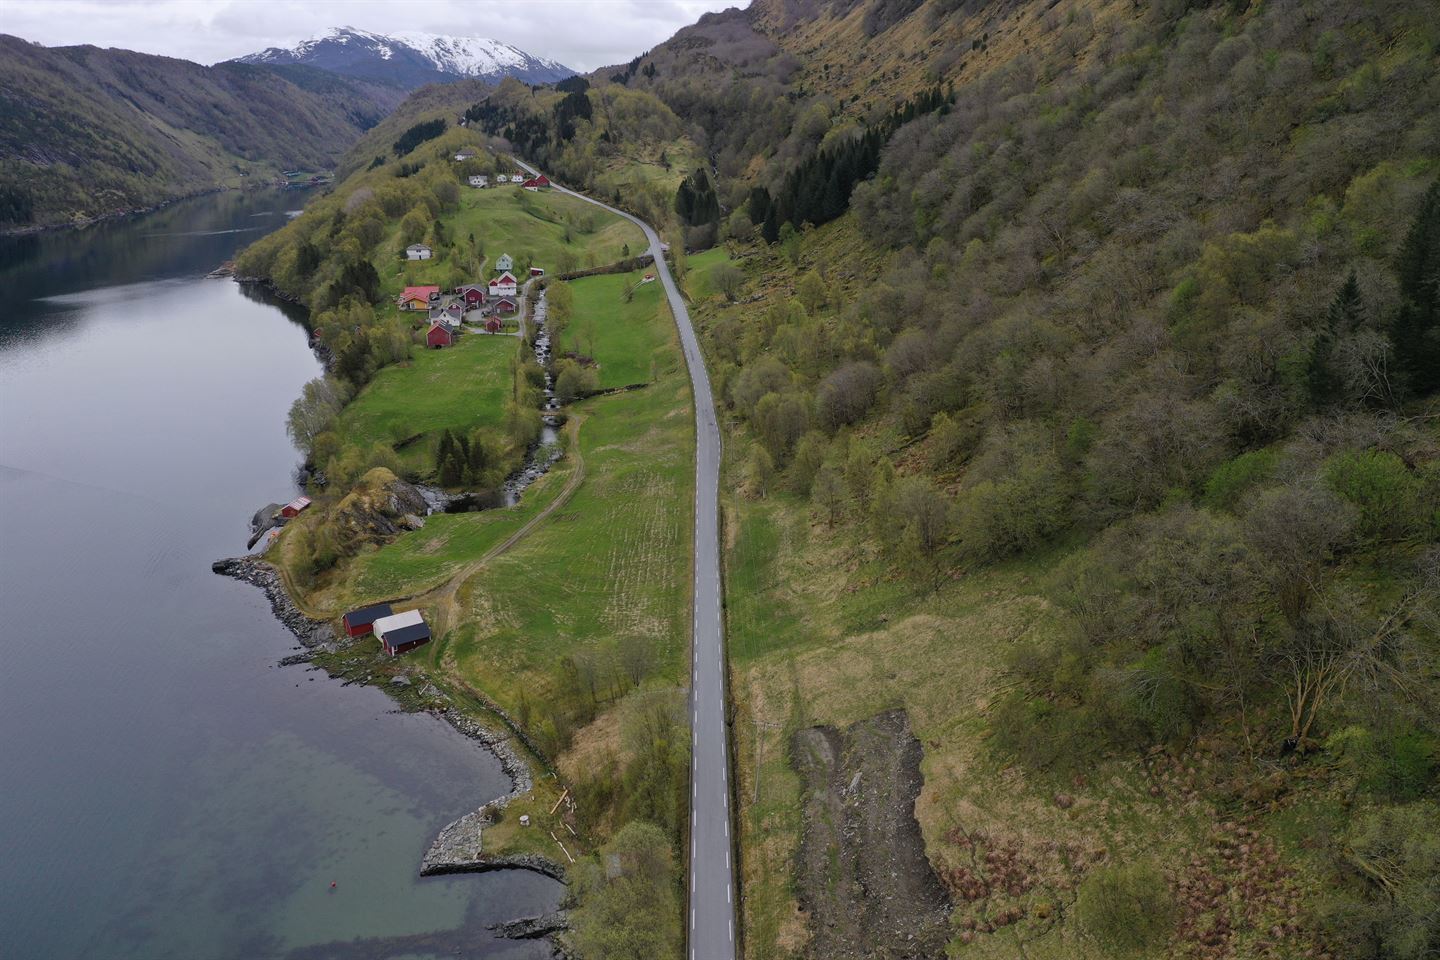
[{"xmin": 234, "ymin": 27, "xmax": 574, "ymax": 90}]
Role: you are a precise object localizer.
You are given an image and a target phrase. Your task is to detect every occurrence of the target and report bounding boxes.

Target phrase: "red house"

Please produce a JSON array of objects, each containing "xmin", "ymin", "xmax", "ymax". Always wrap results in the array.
[
  {"xmin": 494, "ymin": 297, "xmax": 517, "ymax": 314},
  {"xmin": 427, "ymin": 323, "xmax": 454, "ymax": 348},
  {"xmin": 484, "ymin": 317, "xmax": 503, "ymax": 333},
  {"xmin": 342, "ymin": 602, "xmax": 393, "ymax": 638},
  {"xmin": 454, "ymin": 284, "xmax": 486, "ymax": 307},
  {"xmin": 279, "ymin": 496, "xmax": 311, "ymax": 518},
  {"xmin": 521, "ymin": 175, "xmax": 550, "ymax": 189},
  {"xmin": 529, "ymin": 266, "xmax": 545, "ymax": 278}
]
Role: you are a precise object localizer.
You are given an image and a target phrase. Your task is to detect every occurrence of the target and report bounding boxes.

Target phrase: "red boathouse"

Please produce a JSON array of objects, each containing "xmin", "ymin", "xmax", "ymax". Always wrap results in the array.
[
  {"xmin": 342, "ymin": 603, "xmax": 393, "ymax": 638},
  {"xmin": 280, "ymin": 496, "xmax": 311, "ymax": 518}
]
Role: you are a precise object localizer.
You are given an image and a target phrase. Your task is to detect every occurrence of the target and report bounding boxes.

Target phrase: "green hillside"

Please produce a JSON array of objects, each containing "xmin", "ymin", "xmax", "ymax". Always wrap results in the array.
[
  {"xmin": 0, "ymin": 34, "xmax": 400, "ymax": 230},
  {"xmin": 651, "ymin": 2, "xmax": 1440, "ymax": 958}
]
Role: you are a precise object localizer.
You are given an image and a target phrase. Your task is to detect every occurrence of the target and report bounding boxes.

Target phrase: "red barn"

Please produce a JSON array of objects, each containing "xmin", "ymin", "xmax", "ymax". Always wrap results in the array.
[
  {"xmin": 455, "ymin": 284, "xmax": 486, "ymax": 306},
  {"xmin": 494, "ymin": 297, "xmax": 517, "ymax": 315},
  {"xmin": 484, "ymin": 317, "xmax": 503, "ymax": 333},
  {"xmin": 427, "ymin": 323, "xmax": 454, "ymax": 348},
  {"xmin": 279, "ymin": 496, "xmax": 311, "ymax": 518},
  {"xmin": 342, "ymin": 603, "xmax": 393, "ymax": 638},
  {"xmin": 521, "ymin": 175, "xmax": 550, "ymax": 189},
  {"xmin": 529, "ymin": 266, "xmax": 545, "ymax": 278}
]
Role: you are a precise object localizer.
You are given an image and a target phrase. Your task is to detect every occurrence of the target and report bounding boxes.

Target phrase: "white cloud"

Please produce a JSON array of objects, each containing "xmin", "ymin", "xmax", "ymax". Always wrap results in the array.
[{"xmin": 1, "ymin": 0, "xmax": 746, "ymax": 72}]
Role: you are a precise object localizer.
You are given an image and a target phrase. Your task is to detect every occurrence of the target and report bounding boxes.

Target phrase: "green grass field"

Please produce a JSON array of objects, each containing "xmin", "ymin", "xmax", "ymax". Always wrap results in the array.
[
  {"xmin": 562, "ymin": 268, "xmax": 674, "ymax": 388},
  {"xmin": 340, "ymin": 451, "xmax": 576, "ymax": 606},
  {"xmin": 681, "ymin": 247, "xmax": 734, "ymax": 302},
  {"xmin": 333, "ymin": 331, "xmax": 518, "ymax": 473},
  {"xmin": 438, "ymin": 372, "xmax": 694, "ymax": 714}
]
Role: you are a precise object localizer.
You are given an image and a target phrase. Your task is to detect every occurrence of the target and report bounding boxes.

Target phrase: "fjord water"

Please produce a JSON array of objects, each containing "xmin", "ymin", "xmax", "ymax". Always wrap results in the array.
[{"xmin": 0, "ymin": 192, "xmax": 559, "ymax": 959}]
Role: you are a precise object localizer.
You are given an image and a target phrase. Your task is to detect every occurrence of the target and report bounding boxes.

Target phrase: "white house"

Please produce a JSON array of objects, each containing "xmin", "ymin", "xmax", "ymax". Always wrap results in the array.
[
  {"xmin": 406, "ymin": 243, "xmax": 433, "ymax": 261},
  {"xmin": 495, "ymin": 253, "xmax": 514, "ymax": 272},
  {"xmin": 467, "ymin": 175, "xmax": 489, "ymax": 188},
  {"xmin": 488, "ymin": 271, "xmax": 518, "ymax": 298},
  {"xmin": 496, "ymin": 174, "xmax": 509, "ymax": 183},
  {"xmin": 454, "ymin": 149, "xmax": 477, "ymax": 162}
]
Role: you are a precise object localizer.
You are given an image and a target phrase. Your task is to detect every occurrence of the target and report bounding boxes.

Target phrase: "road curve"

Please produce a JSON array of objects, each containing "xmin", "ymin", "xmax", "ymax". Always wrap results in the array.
[{"xmin": 512, "ymin": 161, "xmax": 736, "ymax": 959}]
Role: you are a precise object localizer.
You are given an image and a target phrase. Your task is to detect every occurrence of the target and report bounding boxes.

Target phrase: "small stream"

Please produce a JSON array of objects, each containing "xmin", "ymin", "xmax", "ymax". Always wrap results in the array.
[{"xmin": 436, "ymin": 288, "xmax": 563, "ymax": 514}]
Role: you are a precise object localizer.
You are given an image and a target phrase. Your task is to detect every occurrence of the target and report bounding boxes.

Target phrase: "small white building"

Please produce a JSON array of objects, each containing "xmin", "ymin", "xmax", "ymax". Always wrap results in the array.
[
  {"xmin": 468, "ymin": 175, "xmax": 488, "ymax": 188},
  {"xmin": 454, "ymin": 149, "xmax": 477, "ymax": 162},
  {"xmin": 495, "ymin": 253, "xmax": 514, "ymax": 272},
  {"xmin": 496, "ymin": 174, "xmax": 509, "ymax": 183},
  {"xmin": 406, "ymin": 243, "xmax": 433, "ymax": 261}
]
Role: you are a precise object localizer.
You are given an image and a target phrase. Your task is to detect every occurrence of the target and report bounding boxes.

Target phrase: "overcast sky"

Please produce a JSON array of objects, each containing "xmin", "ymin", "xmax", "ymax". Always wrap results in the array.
[{"xmin": 2, "ymin": 0, "xmax": 745, "ymax": 72}]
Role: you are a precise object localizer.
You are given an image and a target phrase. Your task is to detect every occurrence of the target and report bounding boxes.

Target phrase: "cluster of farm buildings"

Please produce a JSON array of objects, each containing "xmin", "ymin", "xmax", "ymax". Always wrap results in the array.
[
  {"xmin": 395, "ymin": 251, "xmax": 546, "ymax": 348},
  {"xmin": 452, "ymin": 150, "xmax": 552, "ymax": 194},
  {"xmin": 315, "ymin": 163, "xmax": 556, "ymax": 657},
  {"xmin": 341, "ymin": 603, "xmax": 432, "ymax": 657}
]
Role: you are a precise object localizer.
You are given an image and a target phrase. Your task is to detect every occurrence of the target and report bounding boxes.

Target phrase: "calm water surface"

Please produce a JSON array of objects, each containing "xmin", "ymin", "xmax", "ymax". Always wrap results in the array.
[{"xmin": 0, "ymin": 191, "xmax": 559, "ymax": 960}]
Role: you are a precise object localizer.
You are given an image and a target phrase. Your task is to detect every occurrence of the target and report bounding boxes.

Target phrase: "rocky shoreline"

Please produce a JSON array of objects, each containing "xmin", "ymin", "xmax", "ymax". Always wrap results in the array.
[{"xmin": 211, "ymin": 554, "xmax": 570, "ymax": 937}]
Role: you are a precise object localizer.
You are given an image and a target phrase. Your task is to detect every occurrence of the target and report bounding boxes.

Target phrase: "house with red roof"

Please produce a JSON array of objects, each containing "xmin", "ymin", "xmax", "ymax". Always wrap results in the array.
[
  {"xmin": 521, "ymin": 175, "xmax": 550, "ymax": 191},
  {"xmin": 399, "ymin": 285, "xmax": 440, "ymax": 311}
]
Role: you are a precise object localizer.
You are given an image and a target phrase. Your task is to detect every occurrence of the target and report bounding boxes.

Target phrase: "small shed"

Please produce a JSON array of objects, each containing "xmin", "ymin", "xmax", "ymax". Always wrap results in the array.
[
  {"xmin": 484, "ymin": 316, "xmax": 503, "ymax": 333},
  {"xmin": 279, "ymin": 496, "xmax": 311, "ymax": 518},
  {"xmin": 427, "ymin": 323, "xmax": 454, "ymax": 348},
  {"xmin": 342, "ymin": 603, "xmax": 393, "ymax": 638},
  {"xmin": 529, "ymin": 266, "xmax": 545, "ymax": 278},
  {"xmin": 374, "ymin": 610, "xmax": 432, "ymax": 656},
  {"xmin": 406, "ymin": 244, "xmax": 433, "ymax": 261}
]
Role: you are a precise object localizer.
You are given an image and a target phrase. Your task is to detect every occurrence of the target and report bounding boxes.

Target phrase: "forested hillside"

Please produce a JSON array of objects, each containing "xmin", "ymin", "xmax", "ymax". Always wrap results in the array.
[
  {"xmin": 0, "ymin": 35, "xmax": 400, "ymax": 230},
  {"xmin": 645, "ymin": 0, "xmax": 1438, "ymax": 958}
]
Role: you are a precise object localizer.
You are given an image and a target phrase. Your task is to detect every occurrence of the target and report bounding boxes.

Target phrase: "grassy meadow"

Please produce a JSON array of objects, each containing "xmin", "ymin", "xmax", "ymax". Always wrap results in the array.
[
  {"xmin": 562, "ymin": 268, "xmax": 672, "ymax": 388},
  {"xmin": 332, "ymin": 330, "xmax": 518, "ymax": 474}
]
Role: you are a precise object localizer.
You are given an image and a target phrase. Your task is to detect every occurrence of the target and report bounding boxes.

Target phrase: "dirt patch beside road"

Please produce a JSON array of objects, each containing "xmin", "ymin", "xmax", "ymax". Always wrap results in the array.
[{"xmin": 791, "ymin": 708, "xmax": 951, "ymax": 959}]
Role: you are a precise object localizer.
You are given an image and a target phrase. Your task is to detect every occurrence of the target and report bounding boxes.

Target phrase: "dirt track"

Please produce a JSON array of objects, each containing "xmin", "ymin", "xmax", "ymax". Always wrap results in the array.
[{"xmin": 792, "ymin": 709, "xmax": 951, "ymax": 959}]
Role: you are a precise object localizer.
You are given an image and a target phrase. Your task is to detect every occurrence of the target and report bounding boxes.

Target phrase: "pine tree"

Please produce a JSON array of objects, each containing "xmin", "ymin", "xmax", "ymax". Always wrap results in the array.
[
  {"xmin": 1392, "ymin": 180, "xmax": 1440, "ymax": 396},
  {"xmin": 1309, "ymin": 272, "xmax": 1361, "ymax": 407},
  {"xmin": 436, "ymin": 430, "xmax": 456, "ymax": 481}
]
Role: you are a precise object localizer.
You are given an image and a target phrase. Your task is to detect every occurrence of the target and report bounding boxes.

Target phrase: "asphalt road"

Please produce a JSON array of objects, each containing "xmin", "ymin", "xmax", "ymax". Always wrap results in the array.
[{"xmin": 512, "ymin": 161, "xmax": 737, "ymax": 959}]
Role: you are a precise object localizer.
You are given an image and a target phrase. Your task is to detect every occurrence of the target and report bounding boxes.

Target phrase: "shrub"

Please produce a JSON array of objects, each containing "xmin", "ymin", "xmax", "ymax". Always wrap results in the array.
[
  {"xmin": 1074, "ymin": 864, "xmax": 1175, "ymax": 954},
  {"xmin": 1325, "ymin": 450, "xmax": 1424, "ymax": 541},
  {"xmin": 815, "ymin": 361, "xmax": 883, "ymax": 432},
  {"xmin": 1203, "ymin": 449, "xmax": 1279, "ymax": 511},
  {"xmin": 1322, "ymin": 803, "xmax": 1440, "ymax": 960}
]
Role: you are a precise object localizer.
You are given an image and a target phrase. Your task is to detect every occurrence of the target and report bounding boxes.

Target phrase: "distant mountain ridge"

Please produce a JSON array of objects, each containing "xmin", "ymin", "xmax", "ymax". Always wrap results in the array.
[
  {"xmin": 0, "ymin": 34, "xmax": 399, "ymax": 231},
  {"xmin": 234, "ymin": 26, "xmax": 575, "ymax": 90}
]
